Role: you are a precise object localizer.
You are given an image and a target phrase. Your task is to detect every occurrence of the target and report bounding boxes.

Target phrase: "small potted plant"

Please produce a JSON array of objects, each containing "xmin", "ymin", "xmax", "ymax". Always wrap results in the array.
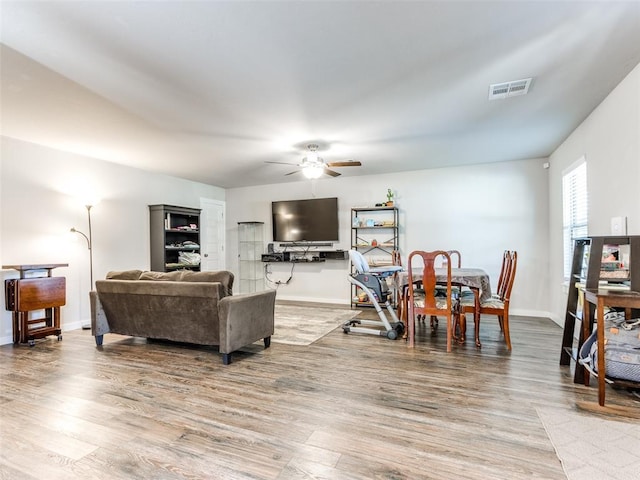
[{"xmin": 386, "ymin": 188, "xmax": 394, "ymax": 206}]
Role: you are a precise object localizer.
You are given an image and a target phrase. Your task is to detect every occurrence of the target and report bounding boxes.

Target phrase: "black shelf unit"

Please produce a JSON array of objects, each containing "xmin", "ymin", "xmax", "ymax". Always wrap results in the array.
[
  {"xmin": 350, "ymin": 206, "xmax": 399, "ymax": 308},
  {"xmin": 149, "ymin": 204, "xmax": 201, "ymax": 272},
  {"xmin": 559, "ymin": 235, "xmax": 640, "ymax": 383}
]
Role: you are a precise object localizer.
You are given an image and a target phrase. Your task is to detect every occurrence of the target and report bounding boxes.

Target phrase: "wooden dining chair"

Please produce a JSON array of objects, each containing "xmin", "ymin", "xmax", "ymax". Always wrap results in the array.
[
  {"xmin": 461, "ymin": 250, "xmax": 517, "ymax": 350},
  {"xmin": 432, "ymin": 249, "xmax": 463, "ymax": 328},
  {"xmin": 434, "ymin": 249, "xmax": 462, "ymax": 268},
  {"xmin": 407, "ymin": 250, "xmax": 461, "ymax": 352},
  {"xmin": 447, "ymin": 250, "xmax": 462, "ymax": 268}
]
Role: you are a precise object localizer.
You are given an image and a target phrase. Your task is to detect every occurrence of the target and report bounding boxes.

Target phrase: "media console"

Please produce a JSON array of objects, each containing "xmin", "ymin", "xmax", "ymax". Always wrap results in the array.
[
  {"xmin": 261, "ymin": 250, "xmax": 348, "ymax": 263},
  {"xmin": 261, "ymin": 252, "xmax": 291, "ymax": 262}
]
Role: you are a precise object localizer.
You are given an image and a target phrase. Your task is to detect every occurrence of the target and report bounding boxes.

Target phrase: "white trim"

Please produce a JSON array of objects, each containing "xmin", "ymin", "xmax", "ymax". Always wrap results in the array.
[{"xmin": 561, "ymin": 154, "xmax": 586, "ymax": 175}]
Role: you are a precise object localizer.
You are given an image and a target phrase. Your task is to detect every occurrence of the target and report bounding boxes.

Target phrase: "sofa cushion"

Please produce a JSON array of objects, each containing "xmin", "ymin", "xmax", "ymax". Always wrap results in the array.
[
  {"xmin": 106, "ymin": 269, "xmax": 143, "ymax": 280},
  {"xmin": 139, "ymin": 270, "xmax": 184, "ymax": 281},
  {"xmin": 180, "ymin": 270, "xmax": 234, "ymax": 296},
  {"xmin": 105, "ymin": 270, "xmax": 234, "ymax": 297}
]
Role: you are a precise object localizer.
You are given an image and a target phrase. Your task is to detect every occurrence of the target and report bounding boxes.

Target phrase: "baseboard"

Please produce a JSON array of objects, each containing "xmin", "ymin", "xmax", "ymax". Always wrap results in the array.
[
  {"xmin": 268, "ymin": 301, "xmax": 554, "ymax": 319},
  {"xmin": 509, "ymin": 308, "xmax": 553, "ymax": 320},
  {"xmin": 275, "ymin": 293, "xmax": 351, "ymax": 305}
]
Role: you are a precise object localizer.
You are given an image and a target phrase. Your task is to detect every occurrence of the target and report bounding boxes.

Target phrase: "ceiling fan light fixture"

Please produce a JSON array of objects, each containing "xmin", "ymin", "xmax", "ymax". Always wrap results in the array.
[
  {"xmin": 302, "ymin": 164, "xmax": 324, "ymax": 179},
  {"xmin": 305, "ymin": 143, "xmax": 320, "ymax": 163}
]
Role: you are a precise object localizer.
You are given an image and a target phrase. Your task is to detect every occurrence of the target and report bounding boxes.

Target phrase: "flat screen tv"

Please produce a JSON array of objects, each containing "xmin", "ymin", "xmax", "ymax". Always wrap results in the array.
[{"xmin": 272, "ymin": 197, "xmax": 339, "ymax": 242}]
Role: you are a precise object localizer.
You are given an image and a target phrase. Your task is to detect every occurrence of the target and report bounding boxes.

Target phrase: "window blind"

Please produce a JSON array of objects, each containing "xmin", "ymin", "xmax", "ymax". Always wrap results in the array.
[{"xmin": 562, "ymin": 160, "xmax": 588, "ymax": 280}]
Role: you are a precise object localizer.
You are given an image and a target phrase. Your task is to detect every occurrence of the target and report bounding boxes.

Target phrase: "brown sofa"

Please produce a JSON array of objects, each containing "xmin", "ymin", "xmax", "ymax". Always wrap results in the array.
[{"xmin": 90, "ymin": 269, "xmax": 276, "ymax": 364}]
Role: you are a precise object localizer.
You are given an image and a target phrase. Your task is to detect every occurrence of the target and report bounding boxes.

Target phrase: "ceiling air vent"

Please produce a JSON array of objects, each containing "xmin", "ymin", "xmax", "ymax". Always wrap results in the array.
[{"xmin": 488, "ymin": 78, "xmax": 532, "ymax": 100}]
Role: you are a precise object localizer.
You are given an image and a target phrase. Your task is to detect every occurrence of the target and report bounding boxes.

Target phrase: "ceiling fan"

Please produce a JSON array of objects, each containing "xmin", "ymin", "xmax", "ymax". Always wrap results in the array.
[{"xmin": 266, "ymin": 143, "xmax": 362, "ymax": 179}]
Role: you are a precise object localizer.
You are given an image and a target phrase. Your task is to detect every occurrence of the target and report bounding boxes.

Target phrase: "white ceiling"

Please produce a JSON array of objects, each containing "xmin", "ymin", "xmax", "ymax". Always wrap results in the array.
[{"xmin": 2, "ymin": 1, "xmax": 640, "ymax": 188}]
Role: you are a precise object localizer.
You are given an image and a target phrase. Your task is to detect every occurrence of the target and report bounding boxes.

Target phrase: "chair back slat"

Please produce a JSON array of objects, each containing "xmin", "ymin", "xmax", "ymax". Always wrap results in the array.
[
  {"xmin": 502, "ymin": 251, "xmax": 518, "ymax": 301},
  {"xmin": 495, "ymin": 250, "xmax": 509, "ymax": 298},
  {"xmin": 494, "ymin": 250, "xmax": 517, "ymax": 300}
]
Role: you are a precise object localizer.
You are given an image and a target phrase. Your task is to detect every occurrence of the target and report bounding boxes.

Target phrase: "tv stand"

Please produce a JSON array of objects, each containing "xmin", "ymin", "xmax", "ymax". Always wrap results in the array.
[
  {"xmin": 262, "ymin": 248, "xmax": 348, "ymax": 263},
  {"xmin": 279, "ymin": 242, "xmax": 334, "ymax": 248}
]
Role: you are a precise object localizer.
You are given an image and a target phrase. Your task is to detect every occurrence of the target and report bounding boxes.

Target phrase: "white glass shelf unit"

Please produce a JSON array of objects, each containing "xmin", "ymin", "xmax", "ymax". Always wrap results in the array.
[{"xmin": 238, "ymin": 222, "xmax": 265, "ymax": 293}]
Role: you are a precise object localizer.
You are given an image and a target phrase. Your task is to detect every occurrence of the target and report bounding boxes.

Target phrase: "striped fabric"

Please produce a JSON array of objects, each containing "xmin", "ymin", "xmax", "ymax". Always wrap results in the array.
[
  {"xmin": 461, "ymin": 294, "xmax": 504, "ymax": 309},
  {"xmin": 412, "ymin": 291, "xmax": 456, "ymax": 310}
]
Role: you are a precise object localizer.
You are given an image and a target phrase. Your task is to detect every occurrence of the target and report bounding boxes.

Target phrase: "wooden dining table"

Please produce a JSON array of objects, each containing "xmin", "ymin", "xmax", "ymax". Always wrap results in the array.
[{"xmin": 395, "ymin": 268, "xmax": 492, "ymax": 347}]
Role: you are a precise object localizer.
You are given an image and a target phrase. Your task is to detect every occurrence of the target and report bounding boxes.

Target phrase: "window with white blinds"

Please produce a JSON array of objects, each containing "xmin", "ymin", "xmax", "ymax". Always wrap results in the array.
[{"xmin": 562, "ymin": 159, "xmax": 588, "ymax": 280}]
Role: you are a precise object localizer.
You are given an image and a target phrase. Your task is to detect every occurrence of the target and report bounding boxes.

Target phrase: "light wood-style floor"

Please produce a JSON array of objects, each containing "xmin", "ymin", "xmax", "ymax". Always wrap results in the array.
[{"xmin": 1, "ymin": 308, "xmax": 638, "ymax": 480}]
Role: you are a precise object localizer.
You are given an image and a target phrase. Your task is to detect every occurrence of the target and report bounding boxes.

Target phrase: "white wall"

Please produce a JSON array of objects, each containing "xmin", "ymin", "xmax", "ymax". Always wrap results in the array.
[
  {"xmin": 0, "ymin": 137, "xmax": 225, "ymax": 345},
  {"xmin": 3, "ymin": 60, "xmax": 638, "ymax": 346},
  {"xmin": 226, "ymin": 158, "xmax": 550, "ymax": 315},
  {"xmin": 548, "ymin": 62, "xmax": 640, "ymax": 326}
]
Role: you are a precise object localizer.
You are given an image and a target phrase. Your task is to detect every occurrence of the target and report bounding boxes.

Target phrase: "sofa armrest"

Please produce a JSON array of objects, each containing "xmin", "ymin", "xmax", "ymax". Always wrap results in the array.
[{"xmin": 218, "ymin": 290, "xmax": 276, "ymax": 364}]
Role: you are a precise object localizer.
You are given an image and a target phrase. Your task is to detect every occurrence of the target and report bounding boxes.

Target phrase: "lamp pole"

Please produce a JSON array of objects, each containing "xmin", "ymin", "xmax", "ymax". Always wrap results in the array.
[
  {"xmin": 86, "ymin": 204, "xmax": 93, "ymax": 288},
  {"xmin": 70, "ymin": 204, "xmax": 94, "ymax": 329}
]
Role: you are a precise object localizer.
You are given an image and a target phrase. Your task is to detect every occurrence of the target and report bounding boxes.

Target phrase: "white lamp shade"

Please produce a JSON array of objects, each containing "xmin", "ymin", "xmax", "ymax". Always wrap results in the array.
[{"xmin": 303, "ymin": 164, "xmax": 324, "ymax": 179}]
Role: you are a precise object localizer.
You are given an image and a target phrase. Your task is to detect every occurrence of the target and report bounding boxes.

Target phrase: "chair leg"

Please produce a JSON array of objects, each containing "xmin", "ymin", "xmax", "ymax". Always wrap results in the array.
[
  {"xmin": 497, "ymin": 315, "xmax": 504, "ymax": 332},
  {"xmin": 502, "ymin": 313, "xmax": 512, "ymax": 351},
  {"xmin": 451, "ymin": 314, "xmax": 459, "ymax": 342},
  {"xmin": 451, "ymin": 313, "xmax": 463, "ymax": 343},
  {"xmin": 408, "ymin": 304, "xmax": 415, "ymax": 348},
  {"xmin": 430, "ymin": 315, "xmax": 438, "ymax": 330},
  {"xmin": 445, "ymin": 312, "xmax": 452, "ymax": 353}
]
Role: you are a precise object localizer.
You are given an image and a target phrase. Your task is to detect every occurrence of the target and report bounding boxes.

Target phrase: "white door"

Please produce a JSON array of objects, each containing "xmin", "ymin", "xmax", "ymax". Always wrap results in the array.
[{"xmin": 200, "ymin": 198, "xmax": 225, "ymax": 271}]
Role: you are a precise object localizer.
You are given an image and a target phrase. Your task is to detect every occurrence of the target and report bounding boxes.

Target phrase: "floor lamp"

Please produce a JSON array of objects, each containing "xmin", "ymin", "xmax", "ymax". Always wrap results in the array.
[{"xmin": 70, "ymin": 204, "xmax": 93, "ymax": 330}]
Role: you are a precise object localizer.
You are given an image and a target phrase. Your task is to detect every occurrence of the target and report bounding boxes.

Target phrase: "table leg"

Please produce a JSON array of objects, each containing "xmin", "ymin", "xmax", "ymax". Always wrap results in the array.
[
  {"xmin": 400, "ymin": 285, "xmax": 416, "ymax": 347},
  {"xmin": 19, "ymin": 311, "xmax": 28, "ymax": 344},
  {"xmin": 407, "ymin": 298, "xmax": 415, "ymax": 348},
  {"xmin": 473, "ymin": 288, "xmax": 481, "ymax": 348},
  {"xmin": 398, "ymin": 287, "xmax": 405, "ymax": 336},
  {"xmin": 12, "ymin": 312, "xmax": 19, "ymax": 344},
  {"xmin": 596, "ymin": 299, "xmax": 606, "ymax": 406},
  {"xmin": 399, "ymin": 285, "xmax": 408, "ymax": 339},
  {"xmin": 454, "ymin": 283, "xmax": 466, "ymax": 344},
  {"xmin": 582, "ymin": 300, "xmax": 591, "ymax": 387},
  {"xmin": 458, "ymin": 311, "xmax": 466, "ymax": 343},
  {"xmin": 54, "ymin": 306, "xmax": 61, "ymax": 330}
]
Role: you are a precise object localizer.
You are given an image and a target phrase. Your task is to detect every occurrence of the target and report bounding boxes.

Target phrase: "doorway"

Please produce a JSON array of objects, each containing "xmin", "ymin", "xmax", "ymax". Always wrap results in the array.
[{"xmin": 200, "ymin": 198, "xmax": 225, "ymax": 271}]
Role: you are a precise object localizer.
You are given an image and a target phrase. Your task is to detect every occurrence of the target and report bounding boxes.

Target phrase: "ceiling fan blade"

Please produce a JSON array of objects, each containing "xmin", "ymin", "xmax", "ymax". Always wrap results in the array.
[
  {"xmin": 265, "ymin": 160, "xmax": 299, "ymax": 166},
  {"xmin": 324, "ymin": 168, "xmax": 341, "ymax": 177},
  {"xmin": 284, "ymin": 170, "xmax": 301, "ymax": 176},
  {"xmin": 326, "ymin": 160, "xmax": 361, "ymax": 167}
]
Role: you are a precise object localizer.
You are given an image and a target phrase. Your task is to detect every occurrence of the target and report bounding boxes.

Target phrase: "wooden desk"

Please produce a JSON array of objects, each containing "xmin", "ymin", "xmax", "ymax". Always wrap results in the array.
[
  {"xmin": 581, "ymin": 288, "xmax": 640, "ymax": 406},
  {"xmin": 3, "ymin": 263, "xmax": 68, "ymax": 346}
]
